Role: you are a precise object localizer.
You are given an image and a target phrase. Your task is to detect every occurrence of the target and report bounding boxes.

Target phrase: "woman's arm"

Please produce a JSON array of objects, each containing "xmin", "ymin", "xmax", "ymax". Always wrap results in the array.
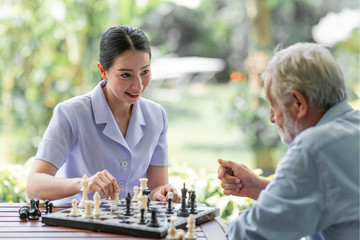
[
  {"xmin": 26, "ymin": 159, "xmax": 120, "ymax": 201},
  {"xmin": 26, "ymin": 159, "xmax": 82, "ymax": 201},
  {"xmin": 146, "ymin": 165, "xmax": 180, "ymax": 202}
]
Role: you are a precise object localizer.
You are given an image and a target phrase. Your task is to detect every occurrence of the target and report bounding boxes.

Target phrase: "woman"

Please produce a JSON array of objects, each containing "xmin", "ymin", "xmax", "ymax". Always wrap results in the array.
[{"xmin": 26, "ymin": 26, "xmax": 180, "ymax": 205}]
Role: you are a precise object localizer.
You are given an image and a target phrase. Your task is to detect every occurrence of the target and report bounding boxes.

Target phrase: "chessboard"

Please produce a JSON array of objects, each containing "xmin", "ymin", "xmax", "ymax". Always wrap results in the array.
[{"xmin": 42, "ymin": 198, "xmax": 219, "ymax": 239}]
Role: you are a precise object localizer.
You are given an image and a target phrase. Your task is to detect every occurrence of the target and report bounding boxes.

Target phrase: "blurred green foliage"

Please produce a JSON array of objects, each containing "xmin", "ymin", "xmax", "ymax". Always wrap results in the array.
[{"xmin": 0, "ymin": 159, "xmax": 31, "ymax": 203}]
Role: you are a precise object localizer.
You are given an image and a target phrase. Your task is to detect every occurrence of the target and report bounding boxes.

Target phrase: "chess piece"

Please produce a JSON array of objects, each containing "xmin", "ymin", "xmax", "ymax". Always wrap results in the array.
[
  {"xmin": 166, "ymin": 197, "xmax": 174, "ymax": 214},
  {"xmin": 48, "ymin": 202, "xmax": 53, "ymax": 214},
  {"xmin": 28, "ymin": 198, "xmax": 41, "ymax": 220},
  {"xmin": 139, "ymin": 178, "xmax": 148, "ymax": 197},
  {"xmin": 44, "ymin": 200, "xmax": 50, "ymax": 214},
  {"xmin": 132, "ymin": 186, "xmax": 139, "ymax": 202},
  {"xmin": 124, "ymin": 193, "xmax": 133, "ymax": 216},
  {"xmin": 79, "ymin": 174, "xmax": 89, "ymax": 208},
  {"xmin": 166, "ymin": 216, "xmax": 177, "ymax": 240},
  {"xmin": 176, "ymin": 229, "xmax": 186, "ymax": 239},
  {"xmin": 138, "ymin": 207, "xmax": 146, "ymax": 225},
  {"xmin": 110, "ymin": 201, "xmax": 117, "ymax": 213},
  {"xmin": 177, "ymin": 183, "xmax": 190, "ymax": 217},
  {"xmin": 167, "ymin": 191, "xmax": 174, "ymax": 199},
  {"xmin": 83, "ymin": 200, "xmax": 92, "ymax": 219},
  {"xmin": 147, "ymin": 209, "xmax": 160, "ymax": 227},
  {"xmin": 189, "ymin": 191, "xmax": 197, "ymax": 214},
  {"xmin": 113, "ymin": 191, "xmax": 120, "ymax": 203},
  {"xmin": 185, "ymin": 214, "xmax": 197, "ymax": 240},
  {"xmin": 69, "ymin": 199, "xmax": 80, "ymax": 217},
  {"xmin": 138, "ymin": 195, "xmax": 148, "ymax": 218},
  {"xmin": 92, "ymin": 192, "xmax": 101, "ymax": 217},
  {"xmin": 18, "ymin": 206, "xmax": 30, "ymax": 220}
]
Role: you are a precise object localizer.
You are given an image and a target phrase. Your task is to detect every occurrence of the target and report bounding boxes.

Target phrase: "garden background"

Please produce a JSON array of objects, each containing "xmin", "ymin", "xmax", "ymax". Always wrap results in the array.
[{"xmin": 1, "ymin": 0, "xmax": 359, "ymax": 223}]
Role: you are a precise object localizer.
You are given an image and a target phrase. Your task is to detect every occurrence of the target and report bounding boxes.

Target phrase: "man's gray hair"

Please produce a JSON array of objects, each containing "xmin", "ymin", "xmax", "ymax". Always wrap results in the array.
[{"xmin": 261, "ymin": 42, "xmax": 347, "ymax": 112}]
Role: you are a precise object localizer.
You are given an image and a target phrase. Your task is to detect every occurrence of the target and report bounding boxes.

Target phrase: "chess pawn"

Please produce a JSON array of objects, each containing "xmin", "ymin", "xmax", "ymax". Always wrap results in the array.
[
  {"xmin": 79, "ymin": 174, "xmax": 89, "ymax": 208},
  {"xmin": 166, "ymin": 217, "xmax": 177, "ymax": 240},
  {"xmin": 132, "ymin": 186, "xmax": 139, "ymax": 202},
  {"xmin": 83, "ymin": 200, "xmax": 93, "ymax": 219},
  {"xmin": 185, "ymin": 214, "xmax": 196, "ymax": 240},
  {"xmin": 176, "ymin": 229, "xmax": 186, "ymax": 239},
  {"xmin": 167, "ymin": 192, "xmax": 174, "ymax": 209},
  {"xmin": 69, "ymin": 199, "xmax": 80, "ymax": 217},
  {"xmin": 92, "ymin": 192, "xmax": 101, "ymax": 217}
]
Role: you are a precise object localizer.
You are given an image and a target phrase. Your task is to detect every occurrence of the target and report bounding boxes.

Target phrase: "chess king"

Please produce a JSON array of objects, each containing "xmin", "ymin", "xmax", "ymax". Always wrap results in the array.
[{"xmin": 25, "ymin": 26, "xmax": 181, "ymax": 205}]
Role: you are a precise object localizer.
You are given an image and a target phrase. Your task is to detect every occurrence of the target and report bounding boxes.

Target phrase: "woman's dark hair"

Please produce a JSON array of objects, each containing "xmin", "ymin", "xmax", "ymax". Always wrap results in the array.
[{"xmin": 99, "ymin": 26, "xmax": 151, "ymax": 71}]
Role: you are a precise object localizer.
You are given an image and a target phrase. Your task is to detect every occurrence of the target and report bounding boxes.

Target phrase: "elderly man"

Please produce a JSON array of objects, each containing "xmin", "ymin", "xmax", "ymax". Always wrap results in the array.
[{"xmin": 218, "ymin": 43, "xmax": 359, "ymax": 240}]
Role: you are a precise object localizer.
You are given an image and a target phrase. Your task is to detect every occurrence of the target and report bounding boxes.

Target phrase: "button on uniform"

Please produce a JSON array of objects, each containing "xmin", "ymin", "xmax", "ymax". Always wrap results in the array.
[
  {"xmin": 121, "ymin": 161, "xmax": 128, "ymax": 168},
  {"xmin": 118, "ymin": 181, "xmax": 125, "ymax": 188}
]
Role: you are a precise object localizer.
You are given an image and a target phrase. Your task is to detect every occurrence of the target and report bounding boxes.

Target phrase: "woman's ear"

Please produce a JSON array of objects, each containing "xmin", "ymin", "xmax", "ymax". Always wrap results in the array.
[
  {"xmin": 97, "ymin": 62, "xmax": 107, "ymax": 80},
  {"xmin": 290, "ymin": 90, "xmax": 308, "ymax": 119}
]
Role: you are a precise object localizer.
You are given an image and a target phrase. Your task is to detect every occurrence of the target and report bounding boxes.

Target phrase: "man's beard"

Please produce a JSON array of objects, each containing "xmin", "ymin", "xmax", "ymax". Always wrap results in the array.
[{"xmin": 277, "ymin": 110, "xmax": 300, "ymax": 145}]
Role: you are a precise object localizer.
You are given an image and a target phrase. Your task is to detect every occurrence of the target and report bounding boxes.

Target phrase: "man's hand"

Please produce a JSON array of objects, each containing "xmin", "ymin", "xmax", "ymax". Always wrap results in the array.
[
  {"xmin": 218, "ymin": 159, "xmax": 269, "ymax": 200},
  {"xmin": 87, "ymin": 170, "xmax": 120, "ymax": 200},
  {"xmin": 152, "ymin": 184, "xmax": 181, "ymax": 203}
]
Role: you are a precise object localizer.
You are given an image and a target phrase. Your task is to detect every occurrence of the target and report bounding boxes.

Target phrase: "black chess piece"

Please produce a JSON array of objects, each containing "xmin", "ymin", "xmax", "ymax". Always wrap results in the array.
[
  {"xmin": 189, "ymin": 191, "xmax": 198, "ymax": 214},
  {"xmin": 18, "ymin": 206, "xmax": 30, "ymax": 220},
  {"xmin": 44, "ymin": 200, "xmax": 49, "ymax": 214},
  {"xmin": 146, "ymin": 209, "xmax": 160, "ymax": 227},
  {"xmin": 48, "ymin": 202, "xmax": 53, "ymax": 213},
  {"xmin": 124, "ymin": 194, "xmax": 133, "ymax": 216},
  {"xmin": 187, "ymin": 190, "xmax": 193, "ymax": 208},
  {"xmin": 165, "ymin": 197, "xmax": 174, "ymax": 214},
  {"xmin": 28, "ymin": 198, "xmax": 41, "ymax": 220},
  {"xmin": 138, "ymin": 207, "xmax": 146, "ymax": 225},
  {"xmin": 177, "ymin": 182, "xmax": 189, "ymax": 217}
]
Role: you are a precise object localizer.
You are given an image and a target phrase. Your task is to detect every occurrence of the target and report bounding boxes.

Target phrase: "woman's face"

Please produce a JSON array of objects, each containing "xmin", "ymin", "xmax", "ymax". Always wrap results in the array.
[{"xmin": 99, "ymin": 50, "xmax": 151, "ymax": 105}]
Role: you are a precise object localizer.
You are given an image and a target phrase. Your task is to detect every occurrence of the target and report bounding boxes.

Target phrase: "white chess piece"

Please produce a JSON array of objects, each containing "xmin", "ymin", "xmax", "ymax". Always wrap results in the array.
[
  {"xmin": 83, "ymin": 200, "xmax": 93, "ymax": 219},
  {"xmin": 92, "ymin": 192, "xmax": 101, "ymax": 217},
  {"xmin": 79, "ymin": 174, "xmax": 89, "ymax": 208},
  {"xmin": 139, "ymin": 178, "xmax": 148, "ymax": 197},
  {"xmin": 132, "ymin": 186, "xmax": 139, "ymax": 202},
  {"xmin": 185, "ymin": 214, "xmax": 197, "ymax": 240},
  {"xmin": 166, "ymin": 217, "xmax": 178, "ymax": 240},
  {"xmin": 176, "ymin": 229, "xmax": 185, "ymax": 239},
  {"xmin": 113, "ymin": 191, "xmax": 120, "ymax": 203},
  {"xmin": 69, "ymin": 199, "xmax": 80, "ymax": 217},
  {"xmin": 137, "ymin": 195, "xmax": 148, "ymax": 218}
]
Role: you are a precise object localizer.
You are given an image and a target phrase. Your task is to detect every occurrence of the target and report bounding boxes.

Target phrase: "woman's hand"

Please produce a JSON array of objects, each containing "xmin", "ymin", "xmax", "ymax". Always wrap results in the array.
[
  {"xmin": 87, "ymin": 170, "xmax": 120, "ymax": 200},
  {"xmin": 152, "ymin": 184, "xmax": 181, "ymax": 203}
]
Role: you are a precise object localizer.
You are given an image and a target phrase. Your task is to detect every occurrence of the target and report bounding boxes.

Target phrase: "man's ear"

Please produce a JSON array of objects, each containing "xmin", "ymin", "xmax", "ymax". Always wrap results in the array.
[
  {"xmin": 97, "ymin": 62, "xmax": 107, "ymax": 80},
  {"xmin": 290, "ymin": 90, "xmax": 308, "ymax": 119}
]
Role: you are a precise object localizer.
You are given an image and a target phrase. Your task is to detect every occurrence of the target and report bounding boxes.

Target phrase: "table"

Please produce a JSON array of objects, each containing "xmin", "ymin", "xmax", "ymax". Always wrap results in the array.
[{"xmin": 0, "ymin": 203, "xmax": 227, "ymax": 240}]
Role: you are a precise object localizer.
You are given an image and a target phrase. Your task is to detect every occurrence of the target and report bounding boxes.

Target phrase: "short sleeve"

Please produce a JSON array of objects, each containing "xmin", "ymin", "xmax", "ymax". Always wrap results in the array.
[
  {"xmin": 149, "ymin": 105, "xmax": 168, "ymax": 166},
  {"xmin": 35, "ymin": 103, "xmax": 77, "ymax": 169}
]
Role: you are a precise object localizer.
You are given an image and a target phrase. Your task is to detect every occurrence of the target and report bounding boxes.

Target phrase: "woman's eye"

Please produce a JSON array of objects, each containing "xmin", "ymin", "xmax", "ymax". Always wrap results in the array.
[
  {"xmin": 142, "ymin": 70, "xmax": 149, "ymax": 75},
  {"xmin": 120, "ymin": 73, "xmax": 131, "ymax": 78}
]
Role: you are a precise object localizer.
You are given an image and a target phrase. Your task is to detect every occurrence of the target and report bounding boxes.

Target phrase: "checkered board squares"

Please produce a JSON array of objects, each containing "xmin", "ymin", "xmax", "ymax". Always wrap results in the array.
[{"xmin": 42, "ymin": 199, "xmax": 219, "ymax": 239}]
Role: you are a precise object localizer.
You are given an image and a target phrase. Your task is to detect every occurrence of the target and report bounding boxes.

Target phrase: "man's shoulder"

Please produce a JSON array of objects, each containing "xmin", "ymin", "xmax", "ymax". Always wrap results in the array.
[{"xmin": 293, "ymin": 111, "xmax": 360, "ymax": 151}]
